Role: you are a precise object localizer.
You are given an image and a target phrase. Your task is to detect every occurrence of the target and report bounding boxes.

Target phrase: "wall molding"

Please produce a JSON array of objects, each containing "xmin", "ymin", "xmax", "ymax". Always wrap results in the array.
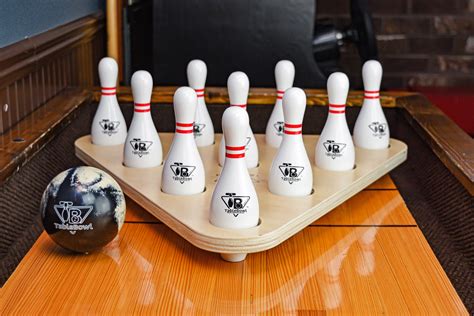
[{"xmin": 0, "ymin": 13, "xmax": 104, "ymax": 133}]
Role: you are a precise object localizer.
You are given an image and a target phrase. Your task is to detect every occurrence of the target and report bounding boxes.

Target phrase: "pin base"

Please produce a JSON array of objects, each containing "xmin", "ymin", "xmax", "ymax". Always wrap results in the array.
[{"xmin": 220, "ymin": 253, "xmax": 247, "ymax": 262}]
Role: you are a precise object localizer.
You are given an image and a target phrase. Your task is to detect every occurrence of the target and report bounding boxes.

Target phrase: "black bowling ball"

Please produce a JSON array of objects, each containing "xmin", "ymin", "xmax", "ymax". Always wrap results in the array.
[{"xmin": 40, "ymin": 166, "xmax": 126, "ymax": 253}]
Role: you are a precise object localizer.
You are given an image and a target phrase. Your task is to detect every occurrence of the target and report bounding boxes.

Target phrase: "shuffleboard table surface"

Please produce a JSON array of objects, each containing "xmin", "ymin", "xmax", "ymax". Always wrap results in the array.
[
  {"xmin": 124, "ymin": 180, "xmax": 415, "ymax": 226},
  {"xmin": 0, "ymin": 91, "xmax": 471, "ymax": 314},
  {"xmin": 0, "ymin": 175, "xmax": 467, "ymax": 314}
]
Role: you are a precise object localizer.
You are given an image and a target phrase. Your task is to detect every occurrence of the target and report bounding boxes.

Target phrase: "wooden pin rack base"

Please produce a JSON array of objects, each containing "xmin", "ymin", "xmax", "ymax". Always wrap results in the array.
[{"xmin": 75, "ymin": 134, "xmax": 407, "ymax": 262}]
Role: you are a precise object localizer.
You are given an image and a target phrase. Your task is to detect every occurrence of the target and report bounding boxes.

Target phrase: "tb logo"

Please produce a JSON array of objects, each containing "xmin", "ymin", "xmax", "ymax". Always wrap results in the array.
[
  {"xmin": 278, "ymin": 163, "xmax": 304, "ymax": 184},
  {"xmin": 129, "ymin": 138, "xmax": 153, "ymax": 157},
  {"xmin": 273, "ymin": 121, "xmax": 284, "ymax": 136},
  {"xmin": 221, "ymin": 193, "xmax": 250, "ymax": 217},
  {"xmin": 170, "ymin": 162, "xmax": 196, "ymax": 183},
  {"xmin": 193, "ymin": 123, "xmax": 206, "ymax": 137},
  {"xmin": 368, "ymin": 122, "xmax": 387, "ymax": 138},
  {"xmin": 323, "ymin": 140, "xmax": 346, "ymax": 159},
  {"xmin": 99, "ymin": 119, "xmax": 120, "ymax": 136},
  {"xmin": 53, "ymin": 201, "xmax": 93, "ymax": 235}
]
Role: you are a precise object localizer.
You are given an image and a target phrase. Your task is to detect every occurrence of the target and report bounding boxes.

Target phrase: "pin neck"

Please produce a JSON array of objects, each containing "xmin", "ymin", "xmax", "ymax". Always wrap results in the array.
[
  {"xmin": 225, "ymin": 145, "xmax": 245, "ymax": 159},
  {"xmin": 176, "ymin": 122, "xmax": 194, "ymax": 134},
  {"xmin": 276, "ymin": 89, "xmax": 285, "ymax": 100},
  {"xmin": 101, "ymin": 86, "xmax": 116, "ymax": 96},
  {"xmin": 283, "ymin": 123, "xmax": 302, "ymax": 135},
  {"xmin": 194, "ymin": 88, "xmax": 205, "ymax": 98},
  {"xmin": 231, "ymin": 103, "xmax": 247, "ymax": 109},
  {"xmin": 364, "ymin": 90, "xmax": 380, "ymax": 99},
  {"xmin": 134, "ymin": 102, "xmax": 151, "ymax": 113},
  {"xmin": 328, "ymin": 103, "xmax": 346, "ymax": 114}
]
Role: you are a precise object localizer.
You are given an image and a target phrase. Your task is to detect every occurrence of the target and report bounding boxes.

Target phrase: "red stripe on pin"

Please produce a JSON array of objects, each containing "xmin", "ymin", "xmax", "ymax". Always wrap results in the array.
[
  {"xmin": 226, "ymin": 145, "xmax": 246, "ymax": 151},
  {"xmin": 176, "ymin": 122, "xmax": 193, "ymax": 127},
  {"xmin": 135, "ymin": 102, "xmax": 150, "ymax": 106},
  {"xmin": 101, "ymin": 87, "xmax": 116, "ymax": 90},
  {"xmin": 194, "ymin": 88, "xmax": 205, "ymax": 92},
  {"xmin": 226, "ymin": 153, "xmax": 245, "ymax": 158},
  {"xmin": 231, "ymin": 104, "xmax": 247, "ymax": 108},
  {"xmin": 101, "ymin": 92, "xmax": 116, "ymax": 96},
  {"xmin": 134, "ymin": 102, "xmax": 151, "ymax": 112},
  {"xmin": 176, "ymin": 129, "xmax": 193, "ymax": 134},
  {"xmin": 328, "ymin": 103, "xmax": 345, "ymax": 108},
  {"xmin": 284, "ymin": 123, "xmax": 302, "ymax": 128},
  {"xmin": 277, "ymin": 96, "xmax": 283, "ymax": 100},
  {"xmin": 277, "ymin": 90, "xmax": 285, "ymax": 94},
  {"xmin": 284, "ymin": 130, "xmax": 302, "ymax": 135},
  {"xmin": 364, "ymin": 90, "xmax": 380, "ymax": 99},
  {"xmin": 329, "ymin": 110, "xmax": 345, "ymax": 114}
]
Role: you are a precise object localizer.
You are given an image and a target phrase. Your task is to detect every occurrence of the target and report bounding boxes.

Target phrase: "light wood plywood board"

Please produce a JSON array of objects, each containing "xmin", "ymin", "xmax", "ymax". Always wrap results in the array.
[{"xmin": 75, "ymin": 133, "xmax": 407, "ymax": 255}]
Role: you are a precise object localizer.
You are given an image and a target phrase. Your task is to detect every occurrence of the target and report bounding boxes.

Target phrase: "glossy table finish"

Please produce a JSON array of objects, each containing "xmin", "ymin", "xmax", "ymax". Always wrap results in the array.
[{"xmin": 0, "ymin": 177, "xmax": 467, "ymax": 315}]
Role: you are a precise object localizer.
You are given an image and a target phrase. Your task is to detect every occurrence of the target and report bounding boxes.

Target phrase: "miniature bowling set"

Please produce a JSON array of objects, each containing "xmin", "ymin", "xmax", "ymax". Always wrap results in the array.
[{"xmin": 75, "ymin": 57, "xmax": 406, "ymax": 262}]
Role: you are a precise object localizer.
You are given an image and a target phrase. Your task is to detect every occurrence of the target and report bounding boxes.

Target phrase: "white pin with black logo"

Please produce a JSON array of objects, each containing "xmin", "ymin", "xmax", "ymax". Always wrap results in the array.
[
  {"xmin": 315, "ymin": 72, "xmax": 355, "ymax": 171},
  {"xmin": 187, "ymin": 59, "xmax": 215, "ymax": 147},
  {"xmin": 161, "ymin": 87, "xmax": 205, "ymax": 195},
  {"xmin": 211, "ymin": 107, "xmax": 259, "ymax": 251},
  {"xmin": 123, "ymin": 71, "xmax": 162, "ymax": 168},
  {"xmin": 265, "ymin": 60, "xmax": 295, "ymax": 148},
  {"xmin": 268, "ymin": 88, "xmax": 313, "ymax": 196},
  {"xmin": 353, "ymin": 60, "xmax": 390, "ymax": 149},
  {"xmin": 218, "ymin": 72, "xmax": 259, "ymax": 168},
  {"xmin": 91, "ymin": 57, "xmax": 127, "ymax": 146}
]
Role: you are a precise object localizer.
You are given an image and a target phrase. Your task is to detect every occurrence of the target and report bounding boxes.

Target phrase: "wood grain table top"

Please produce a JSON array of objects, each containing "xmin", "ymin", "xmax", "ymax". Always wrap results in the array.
[{"xmin": 0, "ymin": 176, "xmax": 467, "ymax": 315}]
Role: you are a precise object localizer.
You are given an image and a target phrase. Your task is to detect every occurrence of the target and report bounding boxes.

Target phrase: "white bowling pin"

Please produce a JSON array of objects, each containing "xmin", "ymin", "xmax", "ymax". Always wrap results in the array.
[
  {"xmin": 315, "ymin": 72, "xmax": 355, "ymax": 171},
  {"xmin": 265, "ymin": 60, "xmax": 295, "ymax": 148},
  {"xmin": 161, "ymin": 87, "xmax": 205, "ymax": 195},
  {"xmin": 210, "ymin": 106, "xmax": 259, "ymax": 229},
  {"xmin": 123, "ymin": 71, "xmax": 162, "ymax": 168},
  {"xmin": 218, "ymin": 72, "xmax": 259, "ymax": 168},
  {"xmin": 91, "ymin": 57, "xmax": 127, "ymax": 145},
  {"xmin": 353, "ymin": 60, "xmax": 390, "ymax": 149},
  {"xmin": 187, "ymin": 60, "xmax": 215, "ymax": 147},
  {"xmin": 268, "ymin": 88, "xmax": 313, "ymax": 196}
]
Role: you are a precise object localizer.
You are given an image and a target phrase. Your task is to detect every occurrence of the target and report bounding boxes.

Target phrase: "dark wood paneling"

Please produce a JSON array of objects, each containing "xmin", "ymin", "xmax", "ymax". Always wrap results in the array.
[
  {"xmin": 0, "ymin": 88, "xmax": 91, "ymax": 184},
  {"xmin": 0, "ymin": 13, "xmax": 104, "ymax": 134},
  {"xmin": 397, "ymin": 95, "xmax": 474, "ymax": 195},
  {"xmin": 0, "ymin": 13, "xmax": 103, "ymax": 182}
]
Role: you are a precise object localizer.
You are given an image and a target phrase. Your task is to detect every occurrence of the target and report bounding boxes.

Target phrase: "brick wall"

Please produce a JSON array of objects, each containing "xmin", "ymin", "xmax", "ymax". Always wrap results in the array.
[{"xmin": 316, "ymin": 0, "xmax": 474, "ymax": 89}]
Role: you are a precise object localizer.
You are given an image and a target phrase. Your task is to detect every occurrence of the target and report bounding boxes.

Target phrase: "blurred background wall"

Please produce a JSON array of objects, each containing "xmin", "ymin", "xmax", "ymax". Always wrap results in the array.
[
  {"xmin": 2, "ymin": 0, "xmax": 473, "ymax": 91},
  {"xmin": 317, "ymin": 0, "xmax": 474, "ymax": 89},
  {"xmin": 0, "ymin": 0, "xmax": 103, "ymax": 47}
]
